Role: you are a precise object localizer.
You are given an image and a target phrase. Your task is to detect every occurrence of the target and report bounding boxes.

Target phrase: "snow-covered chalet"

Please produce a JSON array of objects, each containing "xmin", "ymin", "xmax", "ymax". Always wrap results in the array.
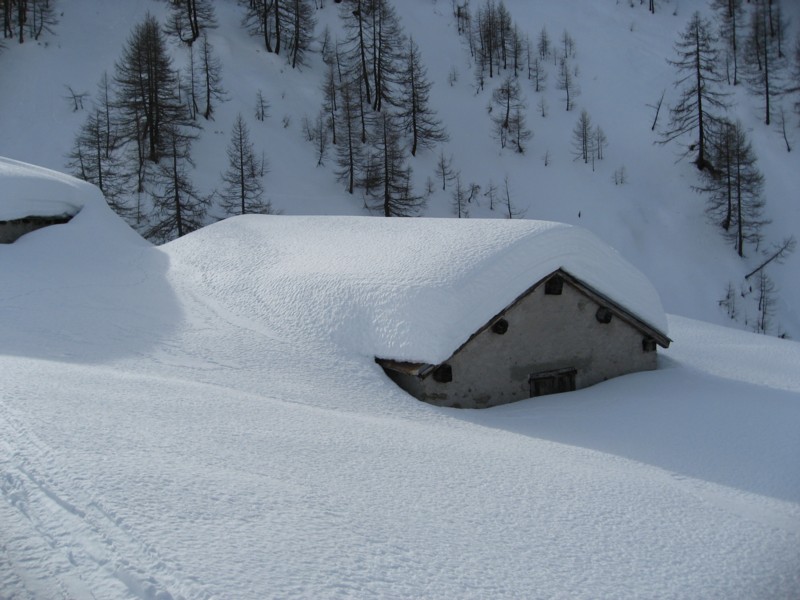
[
  {"xmin": 364, "ymin": 218, "xmax": 671, "ymax": 408},
  {"xmin": 0, "ymin": 158, "xmax": 81, "ymax": 243},
  {"xmin": 186, "ymin": 214, "xmax": 670, "ymax": 409}
]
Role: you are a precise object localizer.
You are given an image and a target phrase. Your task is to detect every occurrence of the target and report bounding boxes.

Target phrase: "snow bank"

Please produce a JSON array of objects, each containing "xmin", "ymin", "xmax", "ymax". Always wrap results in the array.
[
  {"xmin": 168, "ymin": 214, "xmax": 668, "ymax": 363},
  {"xmin": 0, "ymin": 156, "xmax": 146, "ymax": 248}
]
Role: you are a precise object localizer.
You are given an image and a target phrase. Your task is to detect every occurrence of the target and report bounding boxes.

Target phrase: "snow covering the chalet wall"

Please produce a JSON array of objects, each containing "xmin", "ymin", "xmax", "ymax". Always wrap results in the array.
[{"xmin": 168, "ymin": 214, "xmax": 668, "ymax": 365}]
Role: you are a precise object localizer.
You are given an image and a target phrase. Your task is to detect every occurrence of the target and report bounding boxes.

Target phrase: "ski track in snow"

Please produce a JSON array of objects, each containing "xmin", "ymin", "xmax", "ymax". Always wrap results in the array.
[{"xmin": 1, "ymin": 391, "xmax": 216, "ymax": 600}]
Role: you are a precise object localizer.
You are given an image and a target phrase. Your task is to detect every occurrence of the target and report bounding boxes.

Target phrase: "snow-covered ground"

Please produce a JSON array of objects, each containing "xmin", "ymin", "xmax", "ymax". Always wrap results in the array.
[{"xmin": 1, "ymin": 164, "xmax": 799, "ymax": 598}]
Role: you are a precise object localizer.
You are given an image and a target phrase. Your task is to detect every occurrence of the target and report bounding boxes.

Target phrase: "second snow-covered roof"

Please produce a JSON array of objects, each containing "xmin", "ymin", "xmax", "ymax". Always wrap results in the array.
[
  {"xmin": 167, "ymin": 215, "xmax": 668, "ymax": 365},
  {"xmin": 0, "ymin": 157, "xmax": 87, "ymax": 221}
]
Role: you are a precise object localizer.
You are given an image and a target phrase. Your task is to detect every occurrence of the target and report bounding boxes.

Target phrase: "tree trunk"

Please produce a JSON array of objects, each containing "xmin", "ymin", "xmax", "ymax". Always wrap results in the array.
[
  {"xmin": 173, "ymin": 141, "xmax": 184, "ymax": 238},
  {"xmin": 694, "ymin": 21, "xmax": 707, "ymax": 170},
  {"xmin": 18, "ymin": 0, "xmax": 25, "ymax": 43},
  {"xmin": 274, "ymin": 0, "xmax": 281, "ymax": 54},
  {"xmin": 736, "ymin": 151, "xmax": 743, "ymax": 257}
]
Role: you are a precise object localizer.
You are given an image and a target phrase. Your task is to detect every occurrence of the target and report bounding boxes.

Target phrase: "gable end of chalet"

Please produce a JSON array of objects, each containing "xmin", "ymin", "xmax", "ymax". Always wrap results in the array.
[{"xmin": 377, "ymin": 268, "xmax": 670, "ymax": 409}]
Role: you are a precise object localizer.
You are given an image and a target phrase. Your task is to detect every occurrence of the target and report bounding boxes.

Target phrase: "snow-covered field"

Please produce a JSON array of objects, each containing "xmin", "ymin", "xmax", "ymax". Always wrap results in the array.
[{"xmin": 1, "ymin": 166, "xmax": 799, "ymax": 598}]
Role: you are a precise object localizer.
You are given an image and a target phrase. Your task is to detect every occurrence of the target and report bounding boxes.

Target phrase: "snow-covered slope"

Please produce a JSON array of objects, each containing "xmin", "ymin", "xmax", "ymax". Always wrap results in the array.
[
  {"xmin": 0, "ymin": 0, "xmax": 798, "ymax": 336},
  {"xmin": 1, "ymin": 161, "xmax": 799, "ymax": 599}
]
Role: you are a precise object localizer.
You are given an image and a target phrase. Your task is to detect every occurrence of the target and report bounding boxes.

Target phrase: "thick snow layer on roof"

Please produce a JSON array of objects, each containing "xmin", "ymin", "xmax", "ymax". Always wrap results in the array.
[
  {"xmin": 0, "ymin": 156, "xmax": 146, "ymax": 248},
  {"xmin": 0, "ymin": 157, "xmax": 91, "ymax": 220},
  {"xmin": 167, "ymin": 215, "xmax": 668, "ymax": 364}
]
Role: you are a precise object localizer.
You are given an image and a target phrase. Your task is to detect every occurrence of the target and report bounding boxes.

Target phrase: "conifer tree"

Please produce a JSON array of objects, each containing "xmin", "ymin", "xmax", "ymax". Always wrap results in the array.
[
  {"xmin": 492, "ymin": 75, "xmax": 528, "ymax": 150},
  {"xmin": 146, "ymin": 124, "xmax": 209, "ymax": 241},
  {"xmin": 435, "ymin": 150, "xmax": 456, "ymax": 191},
  {"xmin": 199, "ymin": 31, "xmax": 226, "ymax": 119},
  {"xmin": 185, "ymin": 43, "xmax": 201, "ymax": 120},
  {"xmin": 367, "ymin": 0, "xmax": 405, "ymax": 111},
  {"xmin": 164, "ymin": 0, "xmax": 216, "ymax": 46},
  {"xmin": 661, "ymin": 11, "xmax": 729, "ymax": 170},
  {"xmin": 710, "ymin": 0, "xmax": 744, "ymax": 85},
  {"xmin": 529, "ymin": 55, "xmax": 546, "ymax": 93},
  {"xmin": 244, "ymin": 0, "xmax": 314, "ymax": 61},
  {"xmin": 335, "ymin": 77, "xmax": 365, "ymax": 194},
  {"xmin": 754, "ymin": 270, "xmax": 776, "ymax": 334},
  {"xmin": 255, "ymin": 89, "xmax": 270, "ymax": 121},
  {"xmin": 475, "ymin": 0, "xmax": 499, "ymax": 78},
  {"xmin": 220, "ymin": 113, "xmax": 271, "ymax": 215},
  {"xmin": 114, "ymin": 14, "xmax": 192, "ymax": 165},
  {"xmin": 537, "ymin": 26, "xmax": 550, "ymax": 60},
  {"xmin": 340, "ymin": 0, "xmax": 373, "ymax": 107},
  {"xmin": 366, "ymin": 112, "xmax": 423, "ymax": 217},
  {"xmin": 791, "ymin": 39, "xmax": 800, "ymax": 118},
  {"xmin": 742, "ymin": 0, "xmax": 787, "ymax": 125},
  {"xmin": 697, "ymin": 119, "xmax": 768, "ymax": 257},
  {"xmin": 571, "ymin": 109, "xmax": 593, "ymax": 163},
  {"xmin": 556, "ymin": 56, "xmax": 576, "ymax": 111},
  {"xmin": 286, "ymin": 0, "xmax": 316, "ymax": 69},
  {"xmin": 396, "ymin": 37, "xmax": 448, "ymax": 156},
  {"xmin": 322, "ymin": 59, "xmax": 338, "ymax": 146},
  {"xmin": 67, "ymin": 109, "xmax": 132, "ymax": 220},
  {"xmin": 451, "ymin": 173, "xmax": 469, "ymax": 218},
  {"xmin": 507, "ymin": 105, "xmax": 531, "ymax": 154},
  {"xmin": 593, "ymin": 126, "xmax": 607, "ymax": 162}
]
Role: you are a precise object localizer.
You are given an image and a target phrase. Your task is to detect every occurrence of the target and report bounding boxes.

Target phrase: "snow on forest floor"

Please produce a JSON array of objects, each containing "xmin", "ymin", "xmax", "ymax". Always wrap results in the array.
[{"xmin": 2, "ymin": 203, "xmax": 799, "ymax": 599}]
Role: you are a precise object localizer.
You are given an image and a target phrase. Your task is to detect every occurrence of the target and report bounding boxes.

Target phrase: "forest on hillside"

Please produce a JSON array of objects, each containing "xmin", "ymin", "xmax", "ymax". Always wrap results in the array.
[{"xmin": 2, "ymin": 0, "xmax": 800, "ymax": 336}]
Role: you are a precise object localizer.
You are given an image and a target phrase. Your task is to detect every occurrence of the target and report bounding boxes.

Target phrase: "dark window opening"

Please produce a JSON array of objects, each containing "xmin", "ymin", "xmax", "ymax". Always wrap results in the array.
[
  {"xmin": 530, "ymin": 368, "xmax": 577, "ymax": 397},
  {"xmin": 492, "ymin": 318, "xmax": 509, "ymax": 334},
  {"xmin": 545, "ymin": 275, "xmax": 564, "ymax": 295},
  {"xmin": 433, "ymin": 363, "xmax": 453, "ymax": 383},
  {"xmin": 596, "ymin": 306, "xmax": 613, "ymax": 324},
  {"xmin": 642, "ymin": 338, "xmax": 657, "ymax": 352}
]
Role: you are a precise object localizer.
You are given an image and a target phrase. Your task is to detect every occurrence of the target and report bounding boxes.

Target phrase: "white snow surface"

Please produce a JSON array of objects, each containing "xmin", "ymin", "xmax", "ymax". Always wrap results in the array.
[
  {"xmin": 0, "ymin": 157, "xmax": 90, "ymax": 220},
  {"xmin": 1, "ymin": 164, "xmax": 799, "ymax": 599},
  {"xmin": 170, "ymin": 214, "xmax": 668, "ymax": 365}
]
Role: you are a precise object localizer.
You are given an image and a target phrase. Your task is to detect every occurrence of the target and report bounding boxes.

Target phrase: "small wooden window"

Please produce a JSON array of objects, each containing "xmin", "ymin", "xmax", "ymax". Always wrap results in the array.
[
  {"xmin": 545, "ymin": 275, "xmax": 564, "ymax": 295},
  {"xmin": 530, "ymin": 368, "xmax": 576, "ymax": 397},
  {"xmin": 595, "ymin": 306, "xmax": 613, "ymax": 324},
  {"xmin": 642, "ymin": 338, "xmax": 657, "ymax": 352},
  {"xmin": 492, "ymin": 318, "xmax": 509, "ymax": 334},
  {"xmin": 433, "ymin": 364, "xmax": 453, "ymax": 383}
]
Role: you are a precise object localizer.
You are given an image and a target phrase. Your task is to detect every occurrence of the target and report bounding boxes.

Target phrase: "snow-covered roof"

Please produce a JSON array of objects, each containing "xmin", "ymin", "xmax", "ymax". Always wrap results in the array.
[
  {"xmin": 168, "ymin": 215, "xmax": 669, "ymax": 365},
  {"xmin": 0, "ymin": 157, "xmax": 88, "ymax": 221},
  {"xmin": 0, "ymin": 156, "xmax": 148, "ymax": 250}
]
